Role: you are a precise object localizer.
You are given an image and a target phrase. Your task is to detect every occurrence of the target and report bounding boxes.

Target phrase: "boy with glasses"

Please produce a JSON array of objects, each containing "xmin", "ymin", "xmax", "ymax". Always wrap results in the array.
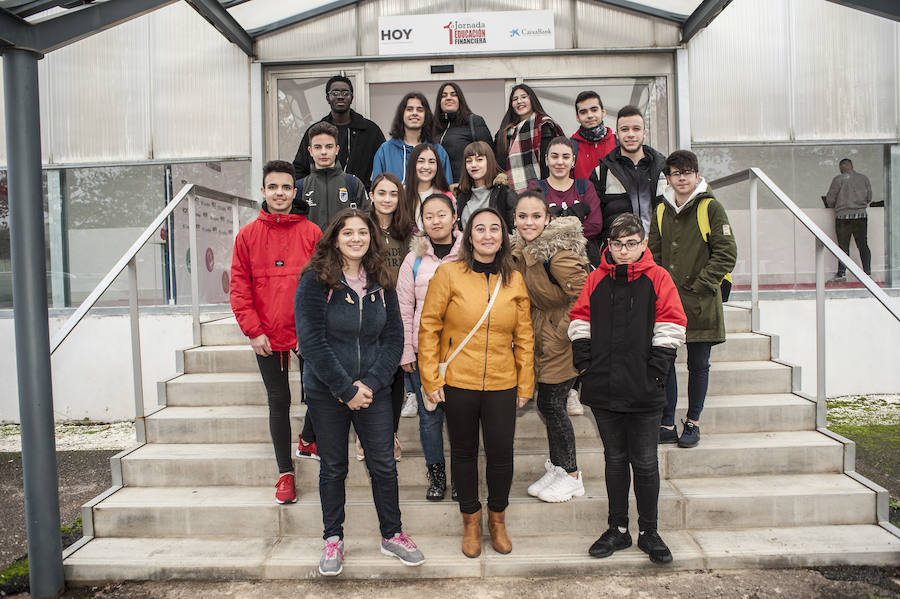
[
  {"xmin": 292, "ymin": 75, "xmax": 386, "ymax": 190},
  {"xmin": 648, "ymin": 150, "xmax": 737, "ymax": 448},
  {"xmin": 568, "ymin": 212, "xmax": 686, "ymax": 564}
]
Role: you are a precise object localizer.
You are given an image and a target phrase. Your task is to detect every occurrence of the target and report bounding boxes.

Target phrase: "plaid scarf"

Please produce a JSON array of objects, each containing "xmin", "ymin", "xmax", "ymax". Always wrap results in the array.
[{"xmin": 505, "ymin": 113, "xmax": 561, "ymax": 193}]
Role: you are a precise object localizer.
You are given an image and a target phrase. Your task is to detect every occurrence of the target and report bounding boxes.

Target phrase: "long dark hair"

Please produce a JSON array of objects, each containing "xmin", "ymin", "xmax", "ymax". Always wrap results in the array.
[
  {"xmin": 388, "ymin": 92, "xmax": 435, "ymax": 142},
  {"xmin": 304, "ymin": 208, "xmax": 395, "ymax": 290},
  {"xmin": 495, "ymin": 84, "xmax": 552, "ymax": 158},
  {"xmin": 457, "ymin": 141, "xmax": 502, "ymax": 195},
  {"xmin": 434, "ymin": 82, "xmax": 474, "ymax": 134},
  {"xmin": 404, "ymin": 143, "xmax": 450, "ymax": 193},
  {"xmin": 369, "ymin": 172, "xmax": 414, "ymax": 245},
  {"xmin": 457, "ymin": 207, "xmax": 514, "ymax": 286}
]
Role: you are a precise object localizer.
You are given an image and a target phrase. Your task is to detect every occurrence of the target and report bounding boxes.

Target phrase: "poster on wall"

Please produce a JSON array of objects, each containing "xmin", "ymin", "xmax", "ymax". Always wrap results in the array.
[
  {"xmin": 173, "ymin": 194, "xmax": 235, "ymax": 306},
  {"xmin": 378, "ymin": 11, "xmax": 554, "ymax": 56}
]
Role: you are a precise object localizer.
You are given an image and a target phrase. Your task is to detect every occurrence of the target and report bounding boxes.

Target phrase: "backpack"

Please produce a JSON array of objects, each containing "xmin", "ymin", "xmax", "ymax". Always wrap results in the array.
[
  {"xmin": 655, "ymin": 198, "xmax": 733, "ymax": 301},
  {"xmin": 296, "ymin": 173, "xmax": 359, "ymax": 206}
]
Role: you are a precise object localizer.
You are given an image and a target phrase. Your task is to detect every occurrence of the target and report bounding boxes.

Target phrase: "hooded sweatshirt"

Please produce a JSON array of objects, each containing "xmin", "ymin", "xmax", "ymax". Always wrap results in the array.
[{"xmin": 230, "ymin": 198, "xmax": 323, "ymax": 351}]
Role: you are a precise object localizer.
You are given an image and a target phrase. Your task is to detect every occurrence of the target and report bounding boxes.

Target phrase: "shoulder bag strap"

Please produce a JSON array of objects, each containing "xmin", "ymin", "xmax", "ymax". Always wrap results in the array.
[{"xmin": 443, "ymin": 274, "xmax": 503, "ymax": 367}]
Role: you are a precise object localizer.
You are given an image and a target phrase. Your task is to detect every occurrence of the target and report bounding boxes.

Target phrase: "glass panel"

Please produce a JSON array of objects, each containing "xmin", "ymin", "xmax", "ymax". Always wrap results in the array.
[
  {"xmin": 694, "ymin": 144, "xmax": 888, "ymax": 289},
  {"xmin": 0, "ymin": 169, "xmax": 51, "ymax": 309}
]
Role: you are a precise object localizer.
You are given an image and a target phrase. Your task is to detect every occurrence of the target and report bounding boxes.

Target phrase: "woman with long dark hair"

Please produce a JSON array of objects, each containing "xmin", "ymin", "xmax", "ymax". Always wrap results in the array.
[
  {"xmin": 417, "ymin": 207, "xmax": 534, "ymax": 559},
  {"xmin": 433, "ymin": 82, "xmax": 494, "ymax": 184},
  {"xmin": 454, "ymin": 141, "xmax": 516, "ymax": 232},
  {"xmin": 396, "ymin": 193, "xmax": 463, "ymax": 501},
  {"xmin": 295, "ymin": 208, "xmax": 424, "ymax": 576},
  {"xmin": 494, "ymin": 84, "xmax": 563, "ymax": 193},
  {"xmin": 403, "ymin": 142, "xmax": 454, "ymax": 230},
  {"xmin": 511, "ymin": 189, "xmax": 590, "ymax": 503}
]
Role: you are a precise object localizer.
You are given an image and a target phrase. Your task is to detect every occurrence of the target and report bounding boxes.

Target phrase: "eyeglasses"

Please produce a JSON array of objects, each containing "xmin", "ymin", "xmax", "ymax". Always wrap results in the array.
[
  {"xmin": 327, "ymin": 90, "xmax": 352, "ymax": 98},
  {"xmin": 668, "ymin": 169, "xmax": 697, "ymax": 178},
  {"xmin": 608, "ymin": 240, "xmax": 642, "ymax": 250}
]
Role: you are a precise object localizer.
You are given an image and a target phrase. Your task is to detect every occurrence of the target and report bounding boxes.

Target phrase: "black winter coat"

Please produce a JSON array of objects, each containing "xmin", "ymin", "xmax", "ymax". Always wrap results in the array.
[{"xmin": 436, "ymin": 113, "xmax": 493, "ymax": 183}]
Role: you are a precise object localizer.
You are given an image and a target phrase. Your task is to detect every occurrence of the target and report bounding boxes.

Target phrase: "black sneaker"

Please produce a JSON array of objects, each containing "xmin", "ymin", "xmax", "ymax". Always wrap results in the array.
[
  {"xmin": 638, "ymin": 530, "xmax": 672, "ymax": 563},
  {"xmin": 426, "ymin": 462, "xmax": 446, "ymax": 501},
  {"xmin": 588, "ymin": 527, "xmax": 632, "ymax": 558},
  {"xmin": 678, "ymin": 421, "xmax": 700, "ymax": 448},
  {"xmin": 658, "ymin": 426, "xmax": 678, "ymax": 444}
]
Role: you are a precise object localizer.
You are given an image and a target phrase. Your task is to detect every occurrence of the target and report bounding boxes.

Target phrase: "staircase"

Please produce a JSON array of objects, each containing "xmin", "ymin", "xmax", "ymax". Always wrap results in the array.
[{"xmin": 62, "ymin": 305, "xmax": 900, "ymax": 582}]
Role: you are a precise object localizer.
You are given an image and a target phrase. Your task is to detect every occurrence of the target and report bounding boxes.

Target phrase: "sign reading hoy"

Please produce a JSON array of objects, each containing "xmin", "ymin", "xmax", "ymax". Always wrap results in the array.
[{"xmin": 378, "ymin": 10, "xmax": 554, "ymax": 56}]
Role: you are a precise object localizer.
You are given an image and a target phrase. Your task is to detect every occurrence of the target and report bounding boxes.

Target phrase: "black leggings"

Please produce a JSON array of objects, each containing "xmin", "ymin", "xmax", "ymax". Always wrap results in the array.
[
  {"xmin": 391, "ymin": 367, "xmax": 404, "ymax": 434},
  {"xmin": 443, "ymin": 386, "xmax": 517, "ymax": 514},
  {"xmin": 537, "ymin": 378, "xmax": 578, "ymax": 473},
  {"xmin": 256, "ymin": 351, "xmax": 294, "ymax": 474}
]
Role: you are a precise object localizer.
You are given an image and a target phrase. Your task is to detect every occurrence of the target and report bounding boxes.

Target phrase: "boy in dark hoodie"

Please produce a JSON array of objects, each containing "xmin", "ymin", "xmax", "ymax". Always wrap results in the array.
[
  {"xmin": 230, "ymin": 160, "xmax": 322, "ymax": 505},
  {"xmin": 568, "ymin": 213, "xmax": 686, "ymax": 564}
]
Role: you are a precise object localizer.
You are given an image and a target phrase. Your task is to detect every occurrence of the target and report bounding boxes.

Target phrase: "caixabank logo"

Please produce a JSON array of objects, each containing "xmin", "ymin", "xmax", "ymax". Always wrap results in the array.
[
  {"xmin": 508, "ymin": 25, "xmax": 552, "ymax": 38},
  {"xmin": 442, "ymin": 19, "xmax": 487, "ymax": 46}
]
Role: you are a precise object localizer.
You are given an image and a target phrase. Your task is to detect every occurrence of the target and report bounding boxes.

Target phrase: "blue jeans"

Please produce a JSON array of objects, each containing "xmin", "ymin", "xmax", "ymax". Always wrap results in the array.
[
  {"xmin": 405, "ymin": 366, "xmax": 445, "ymax": 466},
  {"xmin": 305, "ymin": 387, "xmax": 402, "ymax": 540},
  {"xmin": 662, "ymin": 341, "xmax": 712, "ymax": 426},
  {"xmin": 591, "ymin": 407, "xmax": 662, "ymax": 531}
]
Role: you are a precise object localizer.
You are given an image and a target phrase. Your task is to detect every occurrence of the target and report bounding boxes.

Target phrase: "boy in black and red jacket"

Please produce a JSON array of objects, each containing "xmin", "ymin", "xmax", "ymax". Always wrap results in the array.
[
  {"xmin": 230, "ymin": 160, "xmax": 322, "ymax": 505},
  {"xmin": 568, "ymin": 212, "xmax": 686, "ymax": 564}
]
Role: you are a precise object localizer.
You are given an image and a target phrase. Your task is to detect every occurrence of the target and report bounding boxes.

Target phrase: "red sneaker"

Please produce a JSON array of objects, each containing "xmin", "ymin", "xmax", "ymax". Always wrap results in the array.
[
  {"xmin": 295, "ymin": 435, "xmax": 320, "ymax": 461},
  {"xmin": 275, "ymin": 473, "xmax": 296, "ymax": 504}
]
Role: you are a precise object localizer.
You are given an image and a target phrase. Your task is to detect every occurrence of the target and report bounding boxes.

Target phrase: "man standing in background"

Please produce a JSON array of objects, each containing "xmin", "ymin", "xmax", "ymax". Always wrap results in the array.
[{"xmin": 825, "ymin": 158, "xmax": 872, "ymax": 282}]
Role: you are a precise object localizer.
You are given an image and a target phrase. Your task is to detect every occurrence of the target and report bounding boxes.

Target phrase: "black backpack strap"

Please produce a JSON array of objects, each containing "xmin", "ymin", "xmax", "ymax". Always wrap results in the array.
[
  {"xmin": 536, "ymin": 179, "xmax": 550, "ymax": 195},
  {"xmin": 344, "ymin": 174, "xmax": 358, "ymax": 198},
  {"xmin": 574, "ymin": 178, "xmax": 588, "ymax": 202}
]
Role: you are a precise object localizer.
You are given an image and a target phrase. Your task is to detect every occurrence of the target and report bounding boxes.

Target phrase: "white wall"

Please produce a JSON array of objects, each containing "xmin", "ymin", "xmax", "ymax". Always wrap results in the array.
[
  {"xmin": 0, "ymin": 312, "xmax": 194, "ymax": 423},
  {"xmin": 756, "ymin": 296, "xmax": 900, "ymax": 397}
]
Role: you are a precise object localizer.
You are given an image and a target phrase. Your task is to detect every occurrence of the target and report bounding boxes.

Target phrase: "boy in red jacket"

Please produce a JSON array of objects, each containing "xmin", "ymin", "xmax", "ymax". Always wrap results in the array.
[
  {"xmin": 230, "ymin": 160, "xmax": 322, "ymax": 504},
  {"xmin": 568, "ymin": 213, "xmax": 685, "ymax": 564}
]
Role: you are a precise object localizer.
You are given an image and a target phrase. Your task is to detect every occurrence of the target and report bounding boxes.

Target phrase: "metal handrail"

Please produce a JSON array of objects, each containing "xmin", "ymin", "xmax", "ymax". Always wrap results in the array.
[
  {"xmin": 49, "ymin": 183, "xmax": 254, "ymax": 439},
  {"xmin": 709, "ymin": 167, "xmax": 899, "ymax": 428}
]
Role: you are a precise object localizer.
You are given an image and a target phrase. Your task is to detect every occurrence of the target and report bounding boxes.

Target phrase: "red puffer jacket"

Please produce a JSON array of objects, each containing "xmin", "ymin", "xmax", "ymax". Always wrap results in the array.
[{"xmin": 230, "ymin": 201, "xmax": 322, "ymax": 351}]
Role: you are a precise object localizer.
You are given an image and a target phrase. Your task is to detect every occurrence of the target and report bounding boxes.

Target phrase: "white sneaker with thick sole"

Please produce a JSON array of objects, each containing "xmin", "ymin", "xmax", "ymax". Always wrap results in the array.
[
  {"xmin": 538, "ymin": 467, "xmax": 585, "ymax": 503},
  {"xmin": 527, "ymin": 459, "xmax": 558, "ymax": 497},
  {"xmin": 400, "ymin": 392, "xmax": 418, "ymax": 418},
  {"xmin": 566, "ymin": 388, "xmax": 584, "ymax": 415}
]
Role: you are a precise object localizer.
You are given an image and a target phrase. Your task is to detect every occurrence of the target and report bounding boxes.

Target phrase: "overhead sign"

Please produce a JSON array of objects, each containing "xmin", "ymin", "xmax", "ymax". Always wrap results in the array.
[{"xmin": 378, "ymin": 11, "xmax": 555, "ymax": 56}]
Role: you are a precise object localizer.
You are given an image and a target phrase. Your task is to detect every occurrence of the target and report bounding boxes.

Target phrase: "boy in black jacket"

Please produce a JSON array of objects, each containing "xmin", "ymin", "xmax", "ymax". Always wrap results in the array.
[{"xmin": 568, "ymin": 213, "xmax": 686, "ymax": 564}]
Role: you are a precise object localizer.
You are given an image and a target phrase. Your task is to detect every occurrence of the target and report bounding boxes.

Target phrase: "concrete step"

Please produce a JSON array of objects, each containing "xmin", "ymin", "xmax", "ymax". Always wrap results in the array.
[
  {"xmin": 63, "ymin": 524, "xmax": 900, "ymax": 583},
  {"xmin": 90, "ymin": 474, "xmax": 876, "ymax": 539},
  {"xmin": 198, "ymin": 306, "xmax": 753, "ymax": 349},
  {"xmin": 182, "ymin": 333, "xmax": 770, "ymax": 375},
  {"xmin": 164, "ymin": 360, "xmax": 791, "ymax": 409},
  {"xmin": 120, "ymin": 431, "xmax": 843, "ymax": 488},
  {"xmin": 145, "ymin": 394, "xmax": 814, "ymax": 444}
]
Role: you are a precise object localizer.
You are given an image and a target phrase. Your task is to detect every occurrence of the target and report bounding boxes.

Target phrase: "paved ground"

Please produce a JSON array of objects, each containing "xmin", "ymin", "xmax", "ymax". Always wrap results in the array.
[{"xmin": 40, "ymin": 568, "xmax": 900, "ymax": 598}]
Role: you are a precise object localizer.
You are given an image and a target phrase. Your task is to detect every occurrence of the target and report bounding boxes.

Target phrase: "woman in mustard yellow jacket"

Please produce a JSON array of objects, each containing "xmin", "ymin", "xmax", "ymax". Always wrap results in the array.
[{"xmin": 418, "ymin": 207, "xmax": 535, "ymax": 559}]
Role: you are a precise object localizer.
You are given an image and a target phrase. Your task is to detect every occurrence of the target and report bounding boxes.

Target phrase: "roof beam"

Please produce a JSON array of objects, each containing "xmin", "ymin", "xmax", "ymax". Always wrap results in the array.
[
  {"xmin": 29, "ymin": 0, "xmax": 178, "ymax": 53},
  {"xmin": 595, "ymin": 0, "xmax": 686, "ymax": 23},
  {"xmin": 0, "ymin": 7, "xmax": 38, "ymax": 50},
  {"xmin": 823, "ymin": 0, "xmax": 899, "ymax": 21},
  {"xmin": 185, "ymin": 0, "xmax": 254, "ymax": 56},
  {"xmin": 680, "ymin": 0, "xmax": 733, "ymax": 43},
  {"xmin": 247, "ymin": 0, "xmax": 359, "ymax": 38}
]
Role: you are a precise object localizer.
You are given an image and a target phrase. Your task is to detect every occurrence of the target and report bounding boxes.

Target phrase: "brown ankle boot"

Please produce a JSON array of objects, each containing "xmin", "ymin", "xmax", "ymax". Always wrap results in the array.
[
  {"xmin": 488, "ymin": 509, "xmax": 512, "ymax": 554},
  {"xmin": 461, "ymin": 509, "xmax": 482, "ymax": 558}
]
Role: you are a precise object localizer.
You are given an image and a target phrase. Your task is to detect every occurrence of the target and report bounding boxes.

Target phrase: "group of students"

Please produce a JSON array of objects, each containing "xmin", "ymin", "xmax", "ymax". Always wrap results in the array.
[{"xmin": 230, "ymin": 80, "xmax": 737, "ymax": 577}]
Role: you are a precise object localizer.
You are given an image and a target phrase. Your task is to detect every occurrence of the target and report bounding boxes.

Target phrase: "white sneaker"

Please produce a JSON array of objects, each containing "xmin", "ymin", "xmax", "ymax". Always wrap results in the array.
[
  {"xmin": 566, "ymin": 388, "xmax": 584, "ymax": 415},
  {"xmin": 400, "ymin": 392, "xmax": 418, "ymax": 418},
  {"xmin": 538, "ymin": 467, "xmax": 585, "ymax": 503},
  {"xmin": 527, "ymin": 459, "xmax": 557, "ymax": 497}
]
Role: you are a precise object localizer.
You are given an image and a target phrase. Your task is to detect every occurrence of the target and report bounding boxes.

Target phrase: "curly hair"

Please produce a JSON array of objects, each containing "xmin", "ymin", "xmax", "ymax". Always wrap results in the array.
[
  {"xmin": 303, "ymin": 208, "xmax": 395, "ymax": 290},
  {"xmin": 388, "ymin": 92, "xmax": 435, "ymax": 143},
  {"xmin": 457, "ymin": 207, "xmax": 514, "ymax": 286}
]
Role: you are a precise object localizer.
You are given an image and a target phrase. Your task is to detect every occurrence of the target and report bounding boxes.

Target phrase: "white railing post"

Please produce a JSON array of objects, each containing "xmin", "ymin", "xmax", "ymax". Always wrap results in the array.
[
  {"xmin": 749, "ymin": 174, "xmax": 760, "ymax": 331},
  {"xmin": 232, "ymin": 197, "xmax": 241, "ymax": 242},
  {"xmin": 188, "ymin": 192, "xmax": 201, "ymax": 345},
  {"xmin": 127, "ymin": 257, "xmax": 146, "ymax": 443},
  {"xmin": 815, "ymin": 239, "xmax": 827, "ymax": 428}
]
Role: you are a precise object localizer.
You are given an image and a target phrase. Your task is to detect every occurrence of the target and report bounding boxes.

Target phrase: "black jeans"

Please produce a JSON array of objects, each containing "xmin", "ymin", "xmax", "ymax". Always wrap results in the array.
[
  {"xmin": 662, "ymin": 342, "xmax": 712, "ymax": 426},
  {"xmin": 391, "ymin": 367, "xmax": 404, "ymax": 434},
  {"xmin": 305, "ymin": 387, "xmax": 402, "ymax": 540},
  {"xmin": 256, "ymin": 351, "xmax": 294, "ymax": 474},
  {"xmin": 443, "ymin": 386, "xmax": 517, "ymax": 514},
  {"xmin": 537, "ymin": 378, "xmax": 578, "ymax": 473},
  {"xmin": 835, "ymin": 217, "xmax": 871, "ymax": 276},
  {"xmin": 591, "ymin": 407, "xmax": 662, "ymax": 532},
  {"xmin": 297, "ymin": 355, "xmax": 315, "ymax": 443}
]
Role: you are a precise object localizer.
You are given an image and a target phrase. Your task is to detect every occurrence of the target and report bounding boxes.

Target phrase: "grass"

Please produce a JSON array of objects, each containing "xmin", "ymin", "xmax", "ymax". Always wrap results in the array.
[{"xmin": 0, "ymin": 556, "xmax": 28, "ymax": 594}]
